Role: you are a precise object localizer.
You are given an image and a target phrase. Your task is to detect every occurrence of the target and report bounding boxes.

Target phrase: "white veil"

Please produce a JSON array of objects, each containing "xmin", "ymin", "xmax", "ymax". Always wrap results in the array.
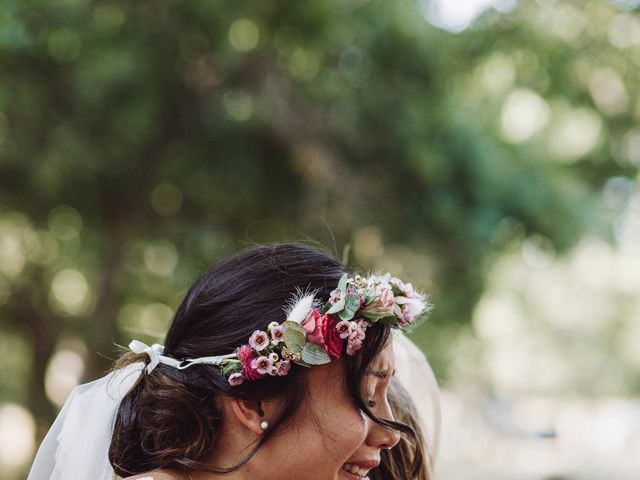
[
  {"xmin": 392, "ymin": 331, "xmax": 442, "ymax": 464},
  {"xmin": 27, "ymin": 362, "xmax": 144, "ymax": 480}
]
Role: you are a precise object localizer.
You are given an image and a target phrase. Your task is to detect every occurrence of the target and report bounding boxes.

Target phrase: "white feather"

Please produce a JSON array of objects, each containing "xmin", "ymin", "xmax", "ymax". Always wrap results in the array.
[{"xmin": 283, "ymin": 287, "xmax": 322, "ymax": 324}]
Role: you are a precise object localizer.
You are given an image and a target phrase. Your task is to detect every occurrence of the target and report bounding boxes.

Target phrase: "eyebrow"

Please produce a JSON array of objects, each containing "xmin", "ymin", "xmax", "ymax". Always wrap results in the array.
[{"xmin": 366, "ymin": 369, "xmax": 396, "ymax": 378}]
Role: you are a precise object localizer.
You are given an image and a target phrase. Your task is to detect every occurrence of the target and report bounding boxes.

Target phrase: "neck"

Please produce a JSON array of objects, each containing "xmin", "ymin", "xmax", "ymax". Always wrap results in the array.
[{"xmin": 192, "ymin": 428, "xmax": 265, "ymax": 480}]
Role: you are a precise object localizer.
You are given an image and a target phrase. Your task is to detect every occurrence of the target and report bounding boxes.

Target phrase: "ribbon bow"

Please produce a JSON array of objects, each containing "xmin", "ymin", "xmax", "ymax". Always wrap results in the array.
[{"xmin": 128, "ymin": 340, "xmax": 166, "ymax": 373}]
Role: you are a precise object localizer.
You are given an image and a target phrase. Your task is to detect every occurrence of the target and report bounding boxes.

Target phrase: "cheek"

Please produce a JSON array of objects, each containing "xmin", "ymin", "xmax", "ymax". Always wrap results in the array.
[{"xmin": 319, "ymin": 399, "xmax": 369, "ymax": 457}]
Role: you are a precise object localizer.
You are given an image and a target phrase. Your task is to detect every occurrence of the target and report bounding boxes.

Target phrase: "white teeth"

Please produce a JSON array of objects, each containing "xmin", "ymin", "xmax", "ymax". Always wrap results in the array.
[{"xmin": 342, "ymin": 463, "xmax": 370, "ymax": 477}]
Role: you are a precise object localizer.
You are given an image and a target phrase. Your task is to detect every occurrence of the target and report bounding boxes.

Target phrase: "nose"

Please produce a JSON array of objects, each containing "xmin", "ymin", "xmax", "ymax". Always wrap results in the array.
[{"xmin": 364, "ymin": 402, "xmax": 401, "ymax": 450}]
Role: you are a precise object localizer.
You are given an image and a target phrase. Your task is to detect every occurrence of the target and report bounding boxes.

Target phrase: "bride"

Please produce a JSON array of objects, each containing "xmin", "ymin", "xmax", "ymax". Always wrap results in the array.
[{"xmin": 28, "ymin": 242, "xmax": 434, "ymax": 480}]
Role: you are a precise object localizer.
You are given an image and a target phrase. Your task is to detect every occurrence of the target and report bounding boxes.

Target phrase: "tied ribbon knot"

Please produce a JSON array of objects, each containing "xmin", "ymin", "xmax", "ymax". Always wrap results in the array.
[{"xmin": 129, "ymin": 340, "xmax": 165, "ymax": 373}]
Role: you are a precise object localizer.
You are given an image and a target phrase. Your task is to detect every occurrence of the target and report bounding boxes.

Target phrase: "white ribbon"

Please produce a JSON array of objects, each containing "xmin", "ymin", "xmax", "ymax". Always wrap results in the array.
[
  {"xmin": 128, "ymin": 340, "xmax": 237, "ymax": 372},
  {"xmin": 128, "ymin": 340, "xmax": 179, "ymax": 373}
]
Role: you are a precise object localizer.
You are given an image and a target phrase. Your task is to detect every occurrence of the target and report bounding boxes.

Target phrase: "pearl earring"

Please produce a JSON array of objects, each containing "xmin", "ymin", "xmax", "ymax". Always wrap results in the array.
[{"xmin": 260, "ymin": 420, "xmax": 269, "ymax": 430}]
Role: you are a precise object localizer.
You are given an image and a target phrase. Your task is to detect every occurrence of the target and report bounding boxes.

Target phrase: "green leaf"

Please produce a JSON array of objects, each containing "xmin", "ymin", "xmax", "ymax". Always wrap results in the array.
[
  {"xmin": 337, "ymin": 273, "xmax": 348, "ymax": 292},
  {"xmin": 283, "ymin": 321, "xmax": 306, "ymax": 335},
  {"xmin": 326, "ymin": 297, "xmax": 345, "ymax": 314},
  {"xmin": 360, "ymin": 309, "xmax": 392, "ymax": 321},
  {"xmin": 301, "ymin": 343, "xmax": 331, "ymax": 365},
  {"xmin": 294, "ymin": 358, "xmax": 313, "ymax": 368},
  {"xmin": 283, "ymin": 328, "xmax": 306, "ymax": 353},
  {"xmin": 338, "ymin": 307, "xmax": 356, "ymax": 321},
  {"xmin": 364, "ymin": 294, "xmax": 378, "ymax": 305},
  {"xmin": 345, "ymin": 294, "xmax": 360, "ymax": 311},
  {"xmin": 220, "ymin": 360, "xmax": 242, "ymax": 376}
]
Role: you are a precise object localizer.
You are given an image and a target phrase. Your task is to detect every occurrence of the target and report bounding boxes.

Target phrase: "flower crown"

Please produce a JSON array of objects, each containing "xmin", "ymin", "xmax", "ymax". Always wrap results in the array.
[{"xmin": 129, "ymin": 272, "xmax": 432, "ymax": 386}]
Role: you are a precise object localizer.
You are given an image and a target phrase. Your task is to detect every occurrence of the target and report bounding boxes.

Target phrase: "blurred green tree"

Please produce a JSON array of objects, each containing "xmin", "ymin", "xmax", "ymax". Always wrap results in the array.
[{"xmin": 0, "ymin": 0, "xmax": 636, "ymax": 450}]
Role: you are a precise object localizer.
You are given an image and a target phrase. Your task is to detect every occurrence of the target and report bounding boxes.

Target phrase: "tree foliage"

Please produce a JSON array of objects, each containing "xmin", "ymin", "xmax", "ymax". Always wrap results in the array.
[{"xmin": 0, "ymin": 1, "xmax": 636, "ymax": 457}]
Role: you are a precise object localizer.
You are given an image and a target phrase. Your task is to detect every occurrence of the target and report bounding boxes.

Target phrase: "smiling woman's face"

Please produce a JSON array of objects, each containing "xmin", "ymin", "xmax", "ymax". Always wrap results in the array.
[{"xmin": 256, "ymin": 341, "xmax": 400, "ymax": 480}]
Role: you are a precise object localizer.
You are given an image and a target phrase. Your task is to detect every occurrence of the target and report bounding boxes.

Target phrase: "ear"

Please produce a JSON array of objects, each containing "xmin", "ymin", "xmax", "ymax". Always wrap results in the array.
[{"xmin": 229, "ymin": 398, "xmax": 268, "ymax": 435}]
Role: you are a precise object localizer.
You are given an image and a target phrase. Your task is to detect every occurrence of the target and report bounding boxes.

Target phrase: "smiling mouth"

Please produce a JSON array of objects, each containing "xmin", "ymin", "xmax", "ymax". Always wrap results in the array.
[{"xmin": 340, "ymin": 463, "xmax": 371, "ymax": 480}]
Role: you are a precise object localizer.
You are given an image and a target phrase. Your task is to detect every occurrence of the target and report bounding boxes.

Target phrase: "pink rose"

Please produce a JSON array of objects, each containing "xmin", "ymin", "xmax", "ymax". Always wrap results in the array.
[
  {"xmin": 301, "ymin": 310, "xmax": 343, "ymax": 360},
  {"xmin": 302, "ymin": 309, "xmax": 327, "ymax": 345}
]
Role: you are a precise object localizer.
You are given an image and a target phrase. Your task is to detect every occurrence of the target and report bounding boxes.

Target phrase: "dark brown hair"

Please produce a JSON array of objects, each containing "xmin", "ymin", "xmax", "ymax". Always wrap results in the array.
[
  {"xmin": 370, "ymin": 376, "xmax": 434, "ymax": 480},
  {"xmin": 108, "ymin": 242, "xmax": 423, "ymax": 477}
]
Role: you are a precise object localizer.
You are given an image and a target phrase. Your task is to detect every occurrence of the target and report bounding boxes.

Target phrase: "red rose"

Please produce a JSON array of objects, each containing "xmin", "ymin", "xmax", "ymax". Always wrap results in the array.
[
  {"xmin": 302, "ymin": 310, "xmax": 343, "ymax": 360},
  {"xmin": 322, "ymin": 314, "xmax": 343, "ymax": 359}
]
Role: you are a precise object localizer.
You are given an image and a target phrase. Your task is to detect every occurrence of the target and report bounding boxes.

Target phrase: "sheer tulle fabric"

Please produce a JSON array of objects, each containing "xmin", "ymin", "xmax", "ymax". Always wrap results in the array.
[
  {"xmin": 393, "ymin": 331, "xmax": 442, "ymax": 462},
  {"xmin": 27, "ymin": 362, "xmax": 144, "ymax": 480}
]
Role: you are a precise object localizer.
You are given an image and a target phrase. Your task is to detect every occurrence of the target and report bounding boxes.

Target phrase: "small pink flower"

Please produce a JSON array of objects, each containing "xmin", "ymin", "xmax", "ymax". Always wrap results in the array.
[
  {"xmin": 267, "ymin": 365, "xmax": 278, "ymax": 376},
  {"xmin": 249, "ymin": 330, "xmax": 269, "ymax": 351},
  {"xmin": 276, "ymin": 360, "xmax": 291, "ymax": 376},
  {"xmin": 267, "ymin": 321, "xmax": 280, "ymax": 331},
  {"xmin": 269, "ymin": 352, "xmax": 279, "ymax": 362},
  {"xmin": 391, "ymin": 277, "xmax": 414, "ymax": 298},
  {"xmin": 345, "ymin": 319, "xmax": 368, "ymax": 355},
  {"xmin": 379, "ymin": 286, "xmax": 395, "ymax": 309},
  {"xmin": 346, "ymin": 337, "xmax": 363, "ymax": 355},
  {"xmin": 335, "ymin": 320, "xmax": 352, "ymax": 339},
  {"xmin": 251, "ymin": 356, "xmax": 273, "ymax": 374},
  {"xmin": 228, "ymin": 372, "xmax": 244, "ymax": 386},
  {"xmin": 403, "ymin": 282, "xmax": 415, "ymax": 298},
  {"xmin": 329, "ymin": 288, "xmax": 344, "ymax": 304},
  {"xmin": 346, "ymin": 286, "xmax": 359, "ymax": 295},
  {"xmin": 401, "ymin": 304, "xmax": 414, "ymax": 324},
  {"xmin": 349, "ymin": 327, "xmax": 366, "ymax": 341},
  {"xmin": 270, "ymin": 325, "xmax": 285, "ymax": 344},
  {"xmin": 390, "ymin": 276, "xmax": 406, "ymax": 290}
]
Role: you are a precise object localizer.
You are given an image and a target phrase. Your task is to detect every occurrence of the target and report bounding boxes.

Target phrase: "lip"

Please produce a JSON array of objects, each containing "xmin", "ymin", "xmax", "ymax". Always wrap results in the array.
[
  {"xmin": 340, "ymin": 468, "xmax": 370, "ymax": 480},
  {"xmin": 340, "ymin": 458, "xmax": 381, "ymax": 479},
  {"xmin": 343, "ymin": 459, "xmax": 380, "ymax": 470}
]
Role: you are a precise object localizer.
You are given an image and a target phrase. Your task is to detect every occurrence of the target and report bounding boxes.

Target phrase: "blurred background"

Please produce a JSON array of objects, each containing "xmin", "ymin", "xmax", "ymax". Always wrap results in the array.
[{"xmin": 1, "ymin": 0, "xmax": 639, "ymax": 478}]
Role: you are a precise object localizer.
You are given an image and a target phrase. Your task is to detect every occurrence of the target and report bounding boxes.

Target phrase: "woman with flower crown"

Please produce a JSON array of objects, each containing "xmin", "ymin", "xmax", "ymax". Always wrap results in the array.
[{"xmin": 28, "ymin": 242, "xmax": 433, "ymax": 480}]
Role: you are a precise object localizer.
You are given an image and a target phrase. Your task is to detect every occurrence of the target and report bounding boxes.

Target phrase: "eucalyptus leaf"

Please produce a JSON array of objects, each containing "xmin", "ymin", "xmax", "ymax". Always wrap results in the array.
[
  {"xmin": 283, "ymin": 321, "xmax": 307, "ymax": 335},
  {"xmin": 301, "ymin": 343, "xmax": 331, "ymax": 365},
  {"xmin": 283, "ymin": 328, "xmax": 305, "ymax": 353},
  {"xmin": 338, "ymin": 307, "xmax": 356, "ymax": 321},
  {"xmin": 364, "ymin": 294, "xmax": 378, "ymax": 305},
  {"xmin": 345, "ymin": 294, "xmax": 360, "ymax": 311},
  {"xmin": 326, "ymin": 297, "xmax": 345, "ymax": 314},
  {"xmin": 294, "ymin": 359, "xmax": 313, "ymax": 368},
  {"xmin": 360, "ymin": 308, "xmax": 393, "ymax": 321},
  {"xmin": 337, "ymin": 273, "xmax": 348, "ymax": 292}
]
